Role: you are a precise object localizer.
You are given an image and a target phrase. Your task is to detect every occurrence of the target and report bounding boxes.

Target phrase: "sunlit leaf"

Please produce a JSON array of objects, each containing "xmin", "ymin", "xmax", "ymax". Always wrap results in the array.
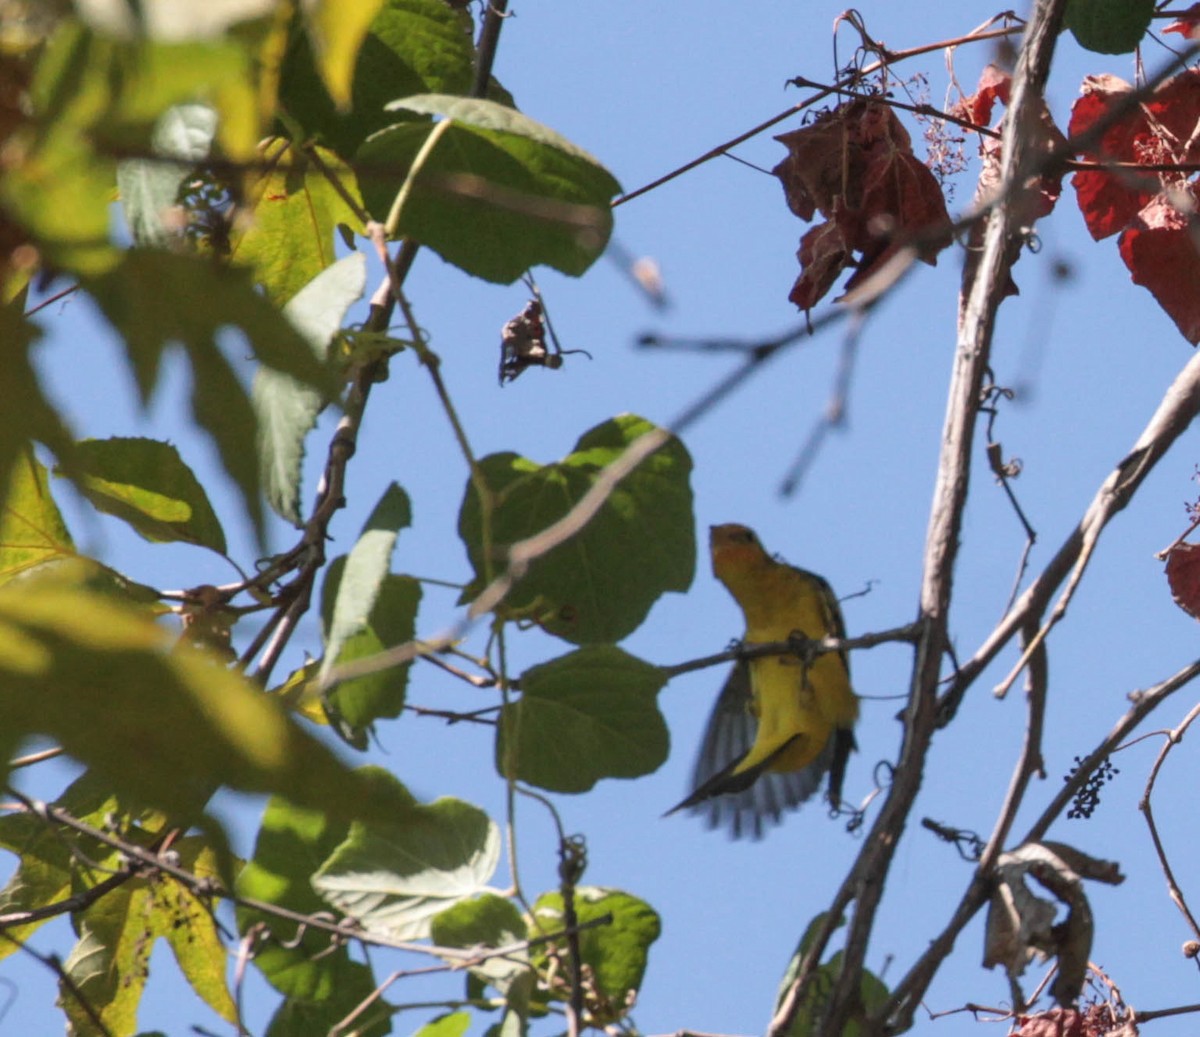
[
  {"xmin": 314, "ymin": 778, "xmax": 500, "ymax": 940},
  {"xmin": 0, "ymin": 448, "xmax": 73, "ymax": 584},
  {"xmin": 233, "ymin": 139, "xmax": 365, "ymax": 306},
  {"xmin": 68, "ymin": 437, "xmax": 226, "ymax": 553},
  {"xmin": 530, "ymin": 887, "xmax": 660, "ymax": 1026}
]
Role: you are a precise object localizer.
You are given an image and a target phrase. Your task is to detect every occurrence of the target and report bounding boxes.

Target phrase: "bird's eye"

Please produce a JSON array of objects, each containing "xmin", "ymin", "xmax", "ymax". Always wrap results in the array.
[{"xmin": 738, "ymin": 529, "xmax": 756, "ymax": 544}]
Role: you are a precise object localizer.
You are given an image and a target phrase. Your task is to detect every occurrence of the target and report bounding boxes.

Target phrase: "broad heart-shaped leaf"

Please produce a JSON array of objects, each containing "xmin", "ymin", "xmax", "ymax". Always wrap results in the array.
[
  {"xmin": 85, "ymin": 249, "xmax": 338, "ymax": 544},
  {"xmin": 233, "ymin": 140, "xmax": 366, "ymax": 307},
  {"xmin": 236, "ymin": 792, "xmax": 385, "ymax": 1000},
  {"xmin": 319, "ymin": 482, "xmax": 419, "ymax": 747},
  {"xmin": 459, "ymin": 414, "xmax": 695, "ymax": 644},
  {"xmin": 279, "ymin": 0, "xmax": 476, "ymax": 159},
  {"xmin": 254, "ymin": 253, "xmax": 367, "ymax": 526},
  {"xmin": 118, "ymin": 103, "xmax": 217, "ymax": 248},
  {"xmin": 1065, "ymin": 0, "xmax": 1154, "ymax": 54},
  {"xmin": 265, "ymin": 960, "xmax": 392, "ymax": 1037},
  {"xmin": 313, "ymin": 779, "xmax": 501, "ymax": 940},
  {"xmin": 530, "ymin": 887, "xmax": 661, "ymax": 1025},
  {"xmin": 0, "ymin": 448, "xmax": 74, "ymax": 584},
  {"xmin": 0, "ymin": 577, "xmax": 410, "ymax": 826},
  {"xmin": 497, "ymin": 646, "xmax": 667, "ymax": 793},
  {"xmin": 67, "ymin": 437, "xmax": 226, "ymax": 553},
  {"xmin": 0, "ymin": 771, "xmax": 167, "ymax": 961},
  {"xmin": 61, "ymin": 836, "xmax": 236, "ymax": 1036},
  {"xmin": 359, "ymin": 95, "xmax": 621, "ymax": 283}
]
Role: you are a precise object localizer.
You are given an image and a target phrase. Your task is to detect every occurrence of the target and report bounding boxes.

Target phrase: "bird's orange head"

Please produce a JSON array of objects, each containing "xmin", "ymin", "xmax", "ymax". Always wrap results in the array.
[{"xmin": 709, "ymin": 523, "xmax": 772, "ymax": 590}]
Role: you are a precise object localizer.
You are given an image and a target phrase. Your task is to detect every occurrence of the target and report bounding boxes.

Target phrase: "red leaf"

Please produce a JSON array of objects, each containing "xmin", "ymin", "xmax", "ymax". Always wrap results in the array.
[
  {"xmin": 952, "ymin": 64, "xmax": 1012, "ymax": 128},
  {"xmin": 1165, "ymin": 541, "xmax": 1200, "ymax": 619},
  {"xmin": 1165, "ymin": 1, "xmax": 1200, "ymax": 37},
  {"xmin": 773, "ymin": 100, "xmax": 950, "ymax": 311},
  {"xmin": 1118, "ymin": 192, "xmax": 1200, "ymax": 344},
  {"xmin": 788, "ymin": 219, "xmax": 852, "ymax": 311},
  {"xmin": 1070, "ymin": 71, "xmax": 1200, "ymax": 240}
]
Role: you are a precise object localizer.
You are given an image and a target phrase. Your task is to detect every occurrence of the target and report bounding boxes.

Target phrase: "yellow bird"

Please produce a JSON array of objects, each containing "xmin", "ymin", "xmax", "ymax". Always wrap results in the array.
[{"xmin": 667, "ymin": 523, "xmax": 858, "ymax": 838}]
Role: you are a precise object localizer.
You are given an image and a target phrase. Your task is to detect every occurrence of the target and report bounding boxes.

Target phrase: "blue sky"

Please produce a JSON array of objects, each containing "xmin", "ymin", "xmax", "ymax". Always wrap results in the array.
[{"xmin": 8, "ymin": 2, "xmax": 1200, "ymax": 1034}]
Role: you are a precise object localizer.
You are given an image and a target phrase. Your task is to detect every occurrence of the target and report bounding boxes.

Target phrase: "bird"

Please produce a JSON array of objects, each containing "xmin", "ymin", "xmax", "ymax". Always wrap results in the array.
[{"xmin": 666, "ymin": 523, "xmax": 858, "ymax": 838}]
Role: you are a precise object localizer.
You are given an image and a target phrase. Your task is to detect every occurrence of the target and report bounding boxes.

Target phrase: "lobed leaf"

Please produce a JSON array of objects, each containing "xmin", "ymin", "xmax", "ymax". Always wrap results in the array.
[
  {"xmin": 459, "ymin": 414, "xmax": 695, "ymax": 645},
  {"xmin": 496, "ymin": 646, "xmax": 667, "ymax": 793}
]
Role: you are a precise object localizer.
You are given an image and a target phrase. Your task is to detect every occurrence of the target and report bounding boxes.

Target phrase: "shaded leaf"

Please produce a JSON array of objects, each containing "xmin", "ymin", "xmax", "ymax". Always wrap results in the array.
[
  {"xmin": 279, "ymin": 0, "xmax": 476, "ymax": 159},
  {"xmin": 265, "ymin": 960, "xmax": 392, "ymax": 1037},
  {"xmin": 360, "ymin": 95, "xmax": 620, "ymax": 283},
  {"xmin": 530, "ymin": 887, "xmax": 660, "ymax": 1026},
  {"xmin": 86, "ymin": 249, "xmax": 339, "ymax": 542},
  {"xmin": 774, "ymin": 913, "xmax": 890, "ymax": 1037},
  {"xmin": 773, "ymin": 100, "xmax": 951, "ymax": 312},
  {"xmin": 0, "ymin": 577, "xmax": 412, "ymax": 826},
  {"xmin": 459, "ymin": 414, "xmax": 695, "ymax": 645},
  {"xmin": 236, "ymin": 795, "xmax": 366, "ymax": 1000},
  {"xmin": 1065, "ymin": 0, "xmax": 1154, "ymax": 54},
  {"xmin": 68, "ymin": 437, "xmax": 226, "ymax": 553},
  {"xmin": 254, "ymin": 253, "xmax": 367, "ymax": 525},
  {"xmin": 314, "ymin": 778, "xmax": 500, "ymax": 940},
  {"xmin": 1165, "ymin": 540, "xmax": 1200, "ymax": 619},
  {"xmin": 497, "ymin": 646, "xmax": 667, "ymax": 793}
]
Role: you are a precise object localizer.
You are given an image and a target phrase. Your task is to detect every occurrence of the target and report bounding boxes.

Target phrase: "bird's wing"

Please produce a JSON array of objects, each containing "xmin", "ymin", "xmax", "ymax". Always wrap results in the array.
[{"xmin": 673, "ymin": 661, "xmax": 833, "ymax": 840}]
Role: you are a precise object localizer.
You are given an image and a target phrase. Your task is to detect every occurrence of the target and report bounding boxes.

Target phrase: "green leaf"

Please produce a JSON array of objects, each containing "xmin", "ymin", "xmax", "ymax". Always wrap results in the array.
[
  {"xmin": 0, "ymin": 578, "xmax": 412, "ymax": 826},
  {"xmin": 321, "ymin": 481, "xmax": 412, "ymax": 667},
  {"xmin": 313, "ymin": 778, "xmax": 501, "ymax": 940},
  {"xmin": 4, "ymin": 21, "xmax": 260, "ymax": 275},
  {"xmin": 773, "ymin": 913, "xmax": 891, "ymax": 1037},
  {"xmin": 0, "ymin": 309, "xmax": 76, "ymax": 500},
  {"xmin": 530, "ymin": 887, "xmax": 660, "ymax": 1025},
  {"xmin": 497, "ymin": 646, "xmax": 667, "ymax": 793},
  {"xmin": 265, "ymin": 960, "xmax": 393, "ymax": 1037},
  {"xmin": 432, "ymin": 893, "xmax": 531, "ymax": 1004},
  {"xmin": 233, "ymin": 141, "xmax": 366, "ymax": 307},
  {"xmin": 1064, "ymin": 0, "xmax": 1154, "ymax": 54},
  {"xmin": 68, "ymin": 437, "xmax": 226, "ymax": 553},
  {"xmin": 0, "ymin": 448, "xmax": 74, "ymax": 585},
  {"xmin": 85, "ymin": 249, "xmax": 339, "ymax": 544},
  {"xmin": 117, "ymin": 103, "xmax": 216, "ymax": 247},
  {"xmin": 0, "ymin": 771, "xmax": 163, "ymax": 960},
  {"xmin": 414, "ymin": 1012, "xmax": 472, "ymax": 1037},
  {"xmin": 320, "ymin": 568, "xmax": 421, "ymax": 748},
  {"xmin": 279, "ymin": 0, "xmax": 476, "ymax": 159},
  {"xmin": 360, "ymin": 95, "xmax": 620, "ymax": 283},
  {"xmin": 254, "ymin": 253, "xmax": 367, "ymax": 525},
  {"xmin": 459, "ymin": 414, "xmax": 695, "ymax": 644},
  {"xmin": 235, "ymin": 794, "xmax": 372, "ymax": 1000},
  {"xmin": 61, "ymin": 836, "xmax": 236, "ymax": 1037}
]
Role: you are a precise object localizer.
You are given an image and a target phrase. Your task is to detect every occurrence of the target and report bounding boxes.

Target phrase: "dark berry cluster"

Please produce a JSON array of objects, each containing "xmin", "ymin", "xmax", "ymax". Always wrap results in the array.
[{"xmin": 1066, "ymin": 756, "xmax": 1119, "ymax": 820}]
